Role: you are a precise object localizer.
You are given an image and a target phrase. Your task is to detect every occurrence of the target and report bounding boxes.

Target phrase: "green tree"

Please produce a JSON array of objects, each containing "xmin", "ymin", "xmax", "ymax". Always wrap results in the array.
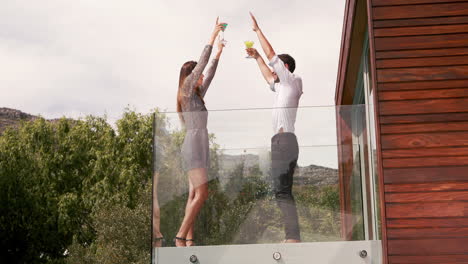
[
  {"xmin": 1, "ymin": 107, "xmax": 343, "ymax": 264},
  {"xmin": 0, "ymin": 109, "xmax": 165, "ymax": 263},
  {"xmin": 0, "ymin": 117, "xmax": 112, "ymax": 263},
  {"xmin": 65, "ymin": 180, "xmax": 152, "ymax": 264},
  {"xmin": 63, "ymin": 109, "xmax": 163, "ymax": 263}
]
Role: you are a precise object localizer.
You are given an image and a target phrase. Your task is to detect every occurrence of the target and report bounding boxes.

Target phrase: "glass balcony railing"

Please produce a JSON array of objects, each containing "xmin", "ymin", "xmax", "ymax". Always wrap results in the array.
[{"xmin": 152, "ymin": 105, "xmax": 382, "ymax": 263}]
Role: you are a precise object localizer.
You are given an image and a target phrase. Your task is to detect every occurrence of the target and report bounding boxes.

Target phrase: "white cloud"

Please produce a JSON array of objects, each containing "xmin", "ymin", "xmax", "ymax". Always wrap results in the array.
[{"xmin": 0, "ymin": 0, "xmax": 345, "ymax": 117}]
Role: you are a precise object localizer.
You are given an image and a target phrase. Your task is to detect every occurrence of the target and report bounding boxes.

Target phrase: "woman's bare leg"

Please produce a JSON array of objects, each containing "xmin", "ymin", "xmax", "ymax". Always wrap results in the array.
[
  {"xmin": 175, "ymin": 168, "xmax": 208, "ymax": 247},
  {"xmin": 185, "ymin": 180, "xmax": 196, "ymax": 246},
  {"xmin": 186, "ymin": 228, "xmax": 195, "ymax": 247},
  {"xmin": 152, "ymin": 173, "xmax": 164, "ymax": 247}
]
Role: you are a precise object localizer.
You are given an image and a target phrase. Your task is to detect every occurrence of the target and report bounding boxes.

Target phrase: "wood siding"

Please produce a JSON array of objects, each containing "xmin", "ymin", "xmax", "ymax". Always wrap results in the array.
[{"xmin": 370, "ymin": 0, "xmax": 468, "ymax": 263}]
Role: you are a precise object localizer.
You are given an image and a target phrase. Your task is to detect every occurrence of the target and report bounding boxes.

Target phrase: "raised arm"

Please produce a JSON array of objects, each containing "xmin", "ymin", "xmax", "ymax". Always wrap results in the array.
[
  {"xmin": 246, "ymin": 48, "xmax": 275, "ymax": 86},
  {"xmin": 183, "ymin": 18, "xmax": 224, "ymax": 95},
  {"xmin": 250, "ymin": 12, "xmax": 275, "ymax": 61},
  {"xmin": 200, "ymin": 37, "xmax": 225, "ymax": 97}
]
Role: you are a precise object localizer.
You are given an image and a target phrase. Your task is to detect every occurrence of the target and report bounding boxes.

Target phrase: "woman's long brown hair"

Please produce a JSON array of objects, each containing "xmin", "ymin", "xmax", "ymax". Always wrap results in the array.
[{"xmin": 177, "ymin": 61, "xmax": 205, "ymax": 124}]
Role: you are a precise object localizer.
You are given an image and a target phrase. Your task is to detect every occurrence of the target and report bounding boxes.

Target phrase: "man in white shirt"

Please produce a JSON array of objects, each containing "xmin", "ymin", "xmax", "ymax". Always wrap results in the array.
[{"xmin": 246, "ymin": 12, "xmax": 303, "ymax": 243}]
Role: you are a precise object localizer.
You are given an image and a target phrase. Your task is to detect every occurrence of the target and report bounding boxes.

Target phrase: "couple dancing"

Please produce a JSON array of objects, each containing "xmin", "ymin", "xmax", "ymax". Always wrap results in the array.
[{"xmin": 174, "ymin": 13, "xmax": 303, "ymax": 247}]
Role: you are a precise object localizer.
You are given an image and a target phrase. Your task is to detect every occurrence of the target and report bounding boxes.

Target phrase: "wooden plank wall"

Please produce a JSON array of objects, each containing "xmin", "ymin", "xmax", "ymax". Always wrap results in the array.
[{"xmin": 370, "ymin": 0, "xmax": 468, "ymax": 263}]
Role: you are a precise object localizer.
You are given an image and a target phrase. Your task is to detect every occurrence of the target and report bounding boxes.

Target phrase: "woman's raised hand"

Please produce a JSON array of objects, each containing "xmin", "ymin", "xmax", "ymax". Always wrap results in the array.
[
  {"xmin": 215, "ymin": 36, "xmax": 225, "ymax": 59},
  {"xmin": 217, "ymin": 36, "xmax": 225, "ymax": 52},
  {"xmin": 210, "ymin": 17, "xmax": 226, "ymax": 45},
  {"xmin": 213, "ymin": 17, "xmax": 226, "ymax": 37}
]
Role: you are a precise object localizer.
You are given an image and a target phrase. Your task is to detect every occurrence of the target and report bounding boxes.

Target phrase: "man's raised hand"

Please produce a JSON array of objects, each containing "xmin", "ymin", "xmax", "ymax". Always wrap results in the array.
[
  {"xmin": 249, "ymin": 12, "xmax": 260, "ymax": 32},
  {"xmin": 246, "ymin": 48, "xmax": 260, "ymax": 59}
]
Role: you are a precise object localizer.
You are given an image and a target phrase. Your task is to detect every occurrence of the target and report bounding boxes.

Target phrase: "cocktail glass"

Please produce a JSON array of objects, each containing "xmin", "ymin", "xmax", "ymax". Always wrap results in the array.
[
  {"xmin": 244, "ymin": 41, "xmax": 255, "ymax": 58},
  {"xmin": 221, "ymin": 23, "xmax": 228, "ymax": 44}
]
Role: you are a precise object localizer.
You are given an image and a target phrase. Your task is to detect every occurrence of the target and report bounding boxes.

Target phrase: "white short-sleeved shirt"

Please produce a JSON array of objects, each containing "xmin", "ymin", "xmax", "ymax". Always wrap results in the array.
[{"xmin": 268, "ymin": 55, "xmax": 303, "ymax": 134}]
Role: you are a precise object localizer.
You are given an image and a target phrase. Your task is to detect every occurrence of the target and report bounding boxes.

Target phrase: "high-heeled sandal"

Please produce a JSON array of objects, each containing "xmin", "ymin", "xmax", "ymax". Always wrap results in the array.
[
  {"xmin": 173, "ymin": 237, "xmax": 186, "ymax": 247},
  {"xmin": 186, "ymin": 238, "xmax": 195, "ymax": 246},
  {"xmin": 153, "ymin": 237, "xmax": 165, "ymax": 247}
]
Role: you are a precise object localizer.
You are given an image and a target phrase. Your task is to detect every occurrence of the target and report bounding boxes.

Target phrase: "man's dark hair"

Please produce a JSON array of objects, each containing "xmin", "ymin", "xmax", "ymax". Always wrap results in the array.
[{"xmin": 278, "ymin": 54, "xmax": 296, "ymax": 73}]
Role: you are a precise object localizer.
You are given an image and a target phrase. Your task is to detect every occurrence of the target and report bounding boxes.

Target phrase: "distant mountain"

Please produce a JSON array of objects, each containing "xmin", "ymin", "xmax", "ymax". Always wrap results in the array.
[
  {"xmin": 219, "ymin": 153, "xmax": 338, "ymax": 187},
  {"xmin": 0, "ymin": 107, "xmax": 37, "ymax": 133},
  {"xmin": 295, "ymin": 164, "xmax": 338, "ymax": 186}
]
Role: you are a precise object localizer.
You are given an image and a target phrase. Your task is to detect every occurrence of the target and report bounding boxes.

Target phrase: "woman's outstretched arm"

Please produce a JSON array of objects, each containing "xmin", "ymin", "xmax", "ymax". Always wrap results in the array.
[
  {"xmin": 183, "ymin": 18, "xmax": 224, "ymax": 95},
  {"xmin": 200, "ymin": 36, "xmax": 225, "ymax": 97}
]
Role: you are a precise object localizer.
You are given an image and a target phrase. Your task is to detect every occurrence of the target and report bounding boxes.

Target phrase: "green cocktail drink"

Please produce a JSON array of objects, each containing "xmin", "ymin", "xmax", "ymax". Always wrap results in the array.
[
  {"xmin": 221, "ymin": 23, "xmax": 228, "ymax": 44},
  {"xmin": 244, "ymin": 41, "xmax": 254, "ymax": 48},
  {"xmin": 244, "ymin": 41, "xmax": 255, "ymax": 58}
]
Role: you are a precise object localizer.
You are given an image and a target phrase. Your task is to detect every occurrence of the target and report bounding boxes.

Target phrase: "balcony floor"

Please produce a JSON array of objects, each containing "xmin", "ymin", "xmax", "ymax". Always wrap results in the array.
[{"xmin": 153, "ymin": 240, "xmax": 382, "ymax": 264}]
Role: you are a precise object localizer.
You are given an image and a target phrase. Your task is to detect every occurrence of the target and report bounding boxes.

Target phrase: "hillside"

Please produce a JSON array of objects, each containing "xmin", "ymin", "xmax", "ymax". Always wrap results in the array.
[
  {"xmin": 0, "ymin": 107, "xmax": 37, "ymax": 133},
  {"xmin": 219, "ymin": 153, "xmax": 338, "ymax": 187}
]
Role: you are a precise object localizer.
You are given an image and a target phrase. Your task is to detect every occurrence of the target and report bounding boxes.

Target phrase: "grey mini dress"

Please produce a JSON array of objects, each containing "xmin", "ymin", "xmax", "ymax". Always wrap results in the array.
[{"xmin": 180, "ymin": 45, "xmax": 219, "ymax": 171}]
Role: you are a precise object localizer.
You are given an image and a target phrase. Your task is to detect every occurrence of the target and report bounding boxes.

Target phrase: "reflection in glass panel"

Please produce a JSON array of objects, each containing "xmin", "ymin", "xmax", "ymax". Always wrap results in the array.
[
  {"xmin": 367, "ymin": 63, "xmax": 381, "ymax": 241},
  {"xmin": 348, "ymin": 34, "xmax": 381, "ymax": 241},
  {"xmin": 153, "ymin": 106, "xmax": 373, "ymax": 248},
  {"xmin": 350, "ymin": 106, "xmax": 366, "ymax": 240}
]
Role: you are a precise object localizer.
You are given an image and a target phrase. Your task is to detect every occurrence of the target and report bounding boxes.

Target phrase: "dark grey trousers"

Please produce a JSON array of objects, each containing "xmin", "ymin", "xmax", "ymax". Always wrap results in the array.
[{"xmin": 271, "ymin": 132, "xmax": 301, "ymax": 241}]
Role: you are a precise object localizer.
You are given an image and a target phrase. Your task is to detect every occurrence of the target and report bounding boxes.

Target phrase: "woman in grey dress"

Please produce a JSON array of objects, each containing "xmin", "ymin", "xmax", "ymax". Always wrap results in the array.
[{"xmin": 174, "ymin": 18, "xmax": 225, "ymax": 247}]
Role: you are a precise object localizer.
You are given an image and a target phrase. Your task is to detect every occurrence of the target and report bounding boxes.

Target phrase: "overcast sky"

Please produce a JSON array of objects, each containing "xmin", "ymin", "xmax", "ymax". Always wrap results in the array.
[
  {"xmin": 1, "ymin": 0, "xmax": 347, "ymax": 167},
  {"xmin": 1, "ymin": 0, "xmax": 346, "ymax": 118}
]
